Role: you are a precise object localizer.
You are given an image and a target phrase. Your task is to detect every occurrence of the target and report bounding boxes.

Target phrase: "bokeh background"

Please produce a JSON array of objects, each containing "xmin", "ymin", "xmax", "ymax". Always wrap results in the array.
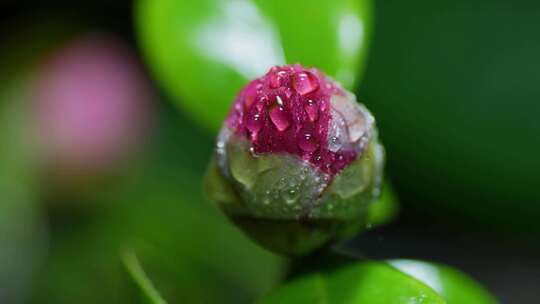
[{"xmin": 0, "ymin": 0, "xmax": 538, "ymax": 303}]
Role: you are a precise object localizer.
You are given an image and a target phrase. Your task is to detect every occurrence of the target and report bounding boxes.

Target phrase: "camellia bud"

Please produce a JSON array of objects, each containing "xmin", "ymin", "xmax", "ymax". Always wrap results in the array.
[{"xmin": 205, "ymin": 64, "xmax": 384, "ymax": 256}]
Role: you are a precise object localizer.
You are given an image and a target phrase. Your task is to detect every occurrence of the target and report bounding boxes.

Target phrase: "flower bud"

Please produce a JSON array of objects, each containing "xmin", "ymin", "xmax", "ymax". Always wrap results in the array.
[{"xmin": 205, "ymin": 64, "xmax": 384, "ymax": 256}]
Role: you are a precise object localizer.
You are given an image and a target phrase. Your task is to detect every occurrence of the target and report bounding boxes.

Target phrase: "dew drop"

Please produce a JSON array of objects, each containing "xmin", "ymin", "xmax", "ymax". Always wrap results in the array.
[
  {"xmin": 292, "ymin": 71, "xmax": 319, "ymax": 95},
  {"xmin": 329, "ymin": 136, "xmax": 342, "ymax": 152},
  {"xmin": 328, "ymin": 108, "xmax": 346, "ymax": 152},
  {"xmin": 263, "ymin": 190, "xmax": 271, "ymax": 205},
  {"xmin": 269, "ymin": 98, "xmax": 291, "ymax": 131},
  {"xmin": 331, "ymin": 153, "xmax": 348, "ymax": 172},
  {"xmin": 298, "ymin": 130, "xmax": 319, "ymax": 152},
  {"xmin": 304, "ymin": 99, "xmax": 319, "ymax": 122},
  {"xmin": 246, "ymin": 111, "xmax": 263, "ymax": 134},
  {"xmin": 269, "ymin": 70, "xmax": 287, "ymax": 88},
  {"xmin": 283, "ymin": 88, "xmax": 293, "ymax": 99},
  {"xmin": 275, "ymin": 95, "xmax": 284, "ymax": 106},
  {"xmin": 320, "ymin": 100, "xmax": 329, "ymax": 113},
  {"xmin": 281, "ymin": 187, "xmax": 299, "ymax": 204}
]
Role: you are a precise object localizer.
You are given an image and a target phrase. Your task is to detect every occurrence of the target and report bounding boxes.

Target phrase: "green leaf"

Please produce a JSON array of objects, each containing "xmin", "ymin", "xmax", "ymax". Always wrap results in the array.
[
  {"xmin": 389, "ymin": 260, "xmax": 498, "ymax": 304},
  {"xmin": 122, "ymin": 250, "xmax": 167, "ymax": 304},
  {"xmin": 259, "ymin": 261, "xmax": 446, "ymax": 304},
  {"xmin": 135, "ymin": 0, "xmax": 373, "ymax": 132},
  {"xmin": 0, "ymin": 75, "xmax": 46, "ymax": 304}
]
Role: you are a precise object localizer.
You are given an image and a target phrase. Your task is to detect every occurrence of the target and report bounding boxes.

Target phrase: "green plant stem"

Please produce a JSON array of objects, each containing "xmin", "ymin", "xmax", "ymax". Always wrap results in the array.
[{"xmin": 122, "ymin": 250, "xmax": 168, "ymax": 304}]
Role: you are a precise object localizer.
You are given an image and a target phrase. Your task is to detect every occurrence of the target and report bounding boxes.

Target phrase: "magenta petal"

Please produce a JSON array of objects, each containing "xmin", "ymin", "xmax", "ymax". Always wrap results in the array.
[{"xmin": 225, "ymin": 64, "xmax": 360, "ymax": 177}]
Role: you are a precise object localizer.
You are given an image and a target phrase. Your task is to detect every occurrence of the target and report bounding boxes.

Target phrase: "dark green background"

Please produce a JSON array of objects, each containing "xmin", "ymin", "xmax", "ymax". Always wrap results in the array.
[{"xmin": 360, "ymin": 0, "xmax": 540, "ymax": 230}]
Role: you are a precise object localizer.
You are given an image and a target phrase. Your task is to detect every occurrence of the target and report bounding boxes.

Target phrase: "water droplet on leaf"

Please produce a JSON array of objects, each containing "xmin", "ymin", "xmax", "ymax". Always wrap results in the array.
[{"xmin": 281, "ymin": 187, "xmax": 299, "ymax": 204}]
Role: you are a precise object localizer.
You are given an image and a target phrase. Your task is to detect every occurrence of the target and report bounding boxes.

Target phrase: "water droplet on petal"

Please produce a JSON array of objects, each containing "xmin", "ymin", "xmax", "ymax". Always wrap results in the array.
[
  {"xmin": 328, "ymin": 108, "xmax": 346, "ymax": 152},
  {"xmin": 283, "ymin": 88, "xmax": 293, "ymax": 99},
  {"xmin": 292, "ymin": 71, "xmax": 319, "ymax": 95},
  {"xmin": 298, "ymin": 129, "xmax": 319, "ymax": 152},
  {"xmin": 276, "ymin": 95, "xmax": 284, "ymax": 106},
  {"xmin": 246, "ymin": 111, "xmax": 264, "ymax": 134},
  {"xmin": 329, "ymin": 136, "xmax": 342, "ymax": 152},
  {"xmin": 333, "ymin": 153, "xmax": 347, "ymax": 169},
  {"xmin": 270, "ymin": 70, "xmax": 287, "ymax": 88},
  {"xmin": 305, "ymin": 99, "xmax": 319, "ymax": 122},
  {"xmin": 269, "ymin": 99, "xmax": 291, "ymax": 131}
]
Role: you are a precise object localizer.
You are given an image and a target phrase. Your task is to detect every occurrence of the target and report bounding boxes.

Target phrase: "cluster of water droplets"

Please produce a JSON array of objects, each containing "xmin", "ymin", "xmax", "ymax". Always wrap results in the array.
[
  {"xmin": 249, "ymin": 156, "xmax": 327, "ymax": 219},
  {"xmin": 226, "ymin": 64, "xmax": 372, "ymax": 177},
  {"xmin": 216, "ymin": 64, "xmax": 383, "ymax": 220},
  {"xmin": 243, "ymin": 66, "xmax": 322, "ymax": 145}
]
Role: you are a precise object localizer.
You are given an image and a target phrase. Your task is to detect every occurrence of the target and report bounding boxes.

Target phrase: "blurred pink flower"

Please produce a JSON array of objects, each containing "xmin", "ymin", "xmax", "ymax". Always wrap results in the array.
[{"xmin": 32, "ymin": 34, "xmax": 154, "ymax": 175}]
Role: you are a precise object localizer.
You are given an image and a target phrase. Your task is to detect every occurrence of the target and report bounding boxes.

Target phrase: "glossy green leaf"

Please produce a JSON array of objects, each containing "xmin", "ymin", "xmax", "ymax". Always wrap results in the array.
[
  {"xmin": 136, "ymin": 0, "xmax": 373, "ymax": 132},
  {"xmin": 389, "ymin": 260, "xmax": 498, "ymax": 304},
  {"xmin": 122, "ymin": 250, "xmax": 167, "ymax": 304},
  {"xmin": 259, "ymin": 261, "xmax": 446, "ymax": 304}
]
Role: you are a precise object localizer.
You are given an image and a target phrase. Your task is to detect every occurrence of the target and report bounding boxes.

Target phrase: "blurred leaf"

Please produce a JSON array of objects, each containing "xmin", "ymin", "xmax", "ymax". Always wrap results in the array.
[
  {"xmin": 122, "ymin": 250, "xmax": 167, "ymax": 304},
  {"xmin": 0, "ymin": 75, "xmax": 46, "ymax": 304},
  {"xmin": 360, "ymin": 0, "xmax": 540, "ymax": 230},
  {"xmin": 389, "ymin": 260, "xmax": 498, "ymax": 304},
  {"xmin": 30, "ymin": 103, "xmax": 284, "ymax": 304},
  {"xmin": 259, "ymin": 261, "xmax": 445, "ymax": 304},
  {"xmin": 136, "ymin": 0, "xmax": 373, "ymax": 132}
]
